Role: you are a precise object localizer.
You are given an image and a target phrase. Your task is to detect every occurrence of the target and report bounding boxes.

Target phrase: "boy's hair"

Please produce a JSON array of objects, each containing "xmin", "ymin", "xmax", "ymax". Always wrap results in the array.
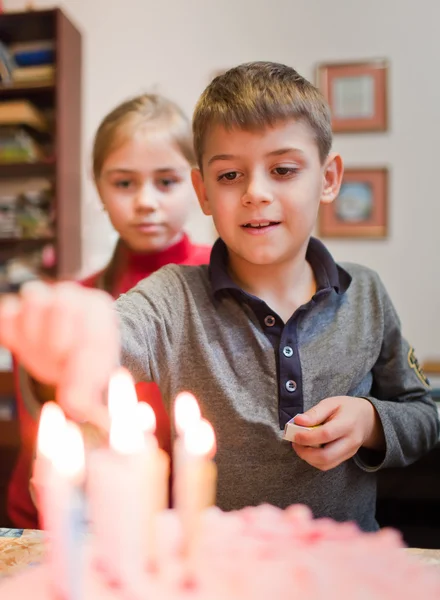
[
  {"xmin": 93, "ymin": 93, "xmax": 196, "ymax": 179},
  {"xmin": 193, "ymin": 61, "xmax": 332, "ymax": 169}
]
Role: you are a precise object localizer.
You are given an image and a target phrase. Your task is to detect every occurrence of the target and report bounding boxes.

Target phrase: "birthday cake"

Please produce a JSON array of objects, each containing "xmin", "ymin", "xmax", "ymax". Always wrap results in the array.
[
  {"xmin": 1, "ymin": 380, "xmax": 440, "ymax": 599},
  {"xmin": 1, "ymin": 503, "xmax": 440, "ymax": 599}
]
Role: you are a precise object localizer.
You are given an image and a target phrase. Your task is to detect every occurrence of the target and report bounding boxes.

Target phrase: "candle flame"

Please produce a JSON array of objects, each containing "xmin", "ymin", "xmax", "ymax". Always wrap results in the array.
[
  {"xmin": 37, "ymin": 402, "xmax": 66, "ymax": 459},
  {"xmin": 110, "ymin": 412, "xmax": 145, "ymax": 454},
  {"xmin": 51, "ymin": 421, "xmax": 85, "ymax": 479},
  {"xmin": 108, "ymin": 367, "xmax": 145, "ymax": 453},
  {"xmin": 136, "ymin": 402, "xmax": 156, "ymax": 434},
  {"xmin": 184, "ymin": 419, "xmax": 216, "ymax": 458},
  {"xmin": 174, "ymin": 392, "xmax": 201, "ymax": 436},
  {"xmin": 108, "ymin": 367, "xmax": 137, "ymax": 420}
]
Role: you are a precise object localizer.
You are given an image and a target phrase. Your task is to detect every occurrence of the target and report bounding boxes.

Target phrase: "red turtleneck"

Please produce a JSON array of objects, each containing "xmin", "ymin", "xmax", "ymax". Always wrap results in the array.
[{"xmin": 8, "ymin": 235, "xmax": 211, "ymax": 529}]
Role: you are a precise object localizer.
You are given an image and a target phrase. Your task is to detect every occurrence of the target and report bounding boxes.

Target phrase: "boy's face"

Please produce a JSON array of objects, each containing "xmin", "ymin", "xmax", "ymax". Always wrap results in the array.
[{"xmin": 192, "ymin": 119, "xmax": 343, "ymax": 269}]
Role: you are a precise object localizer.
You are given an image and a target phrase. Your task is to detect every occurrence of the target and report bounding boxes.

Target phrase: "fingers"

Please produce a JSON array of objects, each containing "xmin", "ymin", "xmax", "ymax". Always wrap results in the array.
[
  {"xmin": 295, "ymin": 396, "xmax": 340, "ymax": 427},
  {"xmin": 293, "ymin": 417, "xmax": 348, "ymax": 447},
  {"xmin": 19, "ymin": 281, "xmax": 53, "ymax": 348},
  {"xmin": 1, "ymin": 280, "xmax": 119, "ymax": 429},
  {"xmin": 45, "ymin": 282, "xmax": 85, "ymax": 358},
  {"xmin": 292, "ymin": 437, "xmax": 355, "ymax": 471},
  {"xmin": 291, "ymin": 396, "xmax": 377, "ymax": 470},
  {"xmin": 57, "ymin": 289, "xmax": 119, "ymax": 424}
]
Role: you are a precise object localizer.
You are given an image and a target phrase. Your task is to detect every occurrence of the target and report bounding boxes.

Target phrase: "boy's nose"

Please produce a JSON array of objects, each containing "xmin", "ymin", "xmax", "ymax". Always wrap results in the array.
[{"xmin": 241, "ymin": 176, "xmax": 273, "ymax": 205}]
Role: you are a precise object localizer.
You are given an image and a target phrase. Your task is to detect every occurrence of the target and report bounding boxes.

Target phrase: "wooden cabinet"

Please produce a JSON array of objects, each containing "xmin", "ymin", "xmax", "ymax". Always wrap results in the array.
[
  {"xmin": 0, "ymin": 7, "xmax": 82, "ymax": 283},
  {"xmin": 0, "ymin": 7, "xmax": 82, "ymax": 525}
]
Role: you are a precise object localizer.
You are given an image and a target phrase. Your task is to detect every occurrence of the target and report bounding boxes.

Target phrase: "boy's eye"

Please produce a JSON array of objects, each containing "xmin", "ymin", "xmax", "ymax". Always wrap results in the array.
[
  {"xmin": 218, "ymin": 171, "xmax": 239, "ymax": 182},
  {"xmin": 273, "ymin": 167, "xmax": 298, "ymax": 177}
]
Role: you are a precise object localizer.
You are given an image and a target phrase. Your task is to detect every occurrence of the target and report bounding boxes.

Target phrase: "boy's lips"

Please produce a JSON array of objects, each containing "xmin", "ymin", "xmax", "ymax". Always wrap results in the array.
[{"xmin": 240, "ymin": 219, "xmax": 281, "ymax": 234}]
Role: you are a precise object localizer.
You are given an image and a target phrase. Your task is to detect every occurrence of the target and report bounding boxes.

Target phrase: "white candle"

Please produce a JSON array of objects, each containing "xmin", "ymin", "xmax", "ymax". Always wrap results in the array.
[
  {"xmin": 179, "ymin": 418, "xmax": 217, "ymax": 560},
  {"xmin": 173, "ymin": 392, "xmax": 201, "ymax": 507},
  {"xmin": 88, "ymin": 369, "xmax": 157, "ymax": 588},
  {"xmin": 40, "ymin": 416, "xmax": 86, "ymax": 600},
  {"xmin": 174, "ymin": 392, "xmax": 202, "ymax": 437},
  {"xmin": 33, "ymin": 402, "xmax": 67, "ymax": 529},
  {"xmin": 136, "ymin": 401, "xmax": 170, "ymax": 569}
]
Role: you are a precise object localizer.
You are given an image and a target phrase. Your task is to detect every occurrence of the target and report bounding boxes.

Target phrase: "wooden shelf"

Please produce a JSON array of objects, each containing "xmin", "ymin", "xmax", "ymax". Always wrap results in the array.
[
  {"xmin": 0, "ymin": 238, "xmax": 55, "ymax": 268},
  {"xmin": 0, "ymin": 81, "xmax": 55, "ymax": 99},
  {"xmin": 0, "ymin": 237, "xmax": 54, "ymax": 245},
  {"xmin": 0, "ymin": 161, "xmax": 55, "ymax": 178},
  {"xmin": 422, "ymin": 361, "xmax": 440, "ymax": 375},
  {"xmin": 0, "ymin": 9, "xmax": 56, "ymax": 43},
  {"xmin": 0, "ymin": 370, "xmax": 14, "ymax": 396}
]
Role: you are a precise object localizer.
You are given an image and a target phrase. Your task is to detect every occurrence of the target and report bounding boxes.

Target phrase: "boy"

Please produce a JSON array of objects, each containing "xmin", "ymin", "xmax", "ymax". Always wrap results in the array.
[{"xmin": 1, "ymin": 62, "xmax": 438, "ymax": 531}]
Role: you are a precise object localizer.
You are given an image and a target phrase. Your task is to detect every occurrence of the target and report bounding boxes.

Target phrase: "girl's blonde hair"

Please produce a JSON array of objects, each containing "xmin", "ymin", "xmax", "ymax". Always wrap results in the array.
[
  {"xmin": 92, "ymin": 94, "xmax": 195, "ymax": 294},
  {"xmin": 92, "ymin": 93, "xmax": 196, "ymax": 180}
]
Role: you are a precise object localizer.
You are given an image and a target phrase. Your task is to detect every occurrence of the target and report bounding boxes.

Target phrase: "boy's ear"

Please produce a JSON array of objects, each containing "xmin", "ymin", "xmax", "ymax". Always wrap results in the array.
[
  {"xmin": 320, "ymin": 153, "xmax": 344, "ymax": 205},
  {"xmin": 191, "ymin": 168, "xmax": 212, "ymax": 216}
]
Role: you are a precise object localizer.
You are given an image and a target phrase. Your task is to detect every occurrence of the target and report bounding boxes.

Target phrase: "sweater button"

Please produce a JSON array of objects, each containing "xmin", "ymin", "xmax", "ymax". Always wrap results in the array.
[{"xmin": 285, "ymin": 380, "xmax": 297, "ymax": 393}]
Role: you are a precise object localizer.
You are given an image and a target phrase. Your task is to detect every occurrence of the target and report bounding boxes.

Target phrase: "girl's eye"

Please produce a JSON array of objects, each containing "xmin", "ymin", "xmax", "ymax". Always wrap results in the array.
[
  {"xmin": 273, "ymin": 167, "xmax": 298, "ymax": 177},
  {"xmin": 114, "ymin": 180, "xmax": 133, "ymax": 189},
  {"xmin": 158, "ymin": 178, "xmax": 178, "ymax": 188},
  {"xmin": 218, "ymin": 171, "xmax": 239, "ymax": 182}
]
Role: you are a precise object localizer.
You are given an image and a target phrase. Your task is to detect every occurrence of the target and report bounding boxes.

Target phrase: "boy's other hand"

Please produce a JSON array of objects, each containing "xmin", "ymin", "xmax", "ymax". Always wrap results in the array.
[
  {"xmin": 0, "ymin": 281, "xmax": 118, "ymax": 427},
  {"xmin": 291, "ymin": 396, "xmax": 385, "ymax": 471}
]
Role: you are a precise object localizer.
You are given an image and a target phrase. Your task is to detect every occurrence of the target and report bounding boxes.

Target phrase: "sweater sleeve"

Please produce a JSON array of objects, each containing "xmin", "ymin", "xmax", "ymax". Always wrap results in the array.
[
  {"xmin": 114, "ymin": 265, "xmax": 186, "ymax": 391},
  {"xmin": 354, "ymin": 277, "xmax": 439, "ymax": 471}
]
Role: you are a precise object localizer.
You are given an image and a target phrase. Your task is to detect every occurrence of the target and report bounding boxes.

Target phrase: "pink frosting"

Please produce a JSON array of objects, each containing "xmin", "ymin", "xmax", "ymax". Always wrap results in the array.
[{"xmin": 1, "ymin": 504, "xmax": 440, "ymax": 600}]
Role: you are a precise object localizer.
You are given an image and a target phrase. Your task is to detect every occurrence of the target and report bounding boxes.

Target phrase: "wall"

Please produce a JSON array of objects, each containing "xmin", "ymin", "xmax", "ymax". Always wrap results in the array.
[{"xmin": 4, "ymin": 0, "xmax": 440, "ymax": 360}]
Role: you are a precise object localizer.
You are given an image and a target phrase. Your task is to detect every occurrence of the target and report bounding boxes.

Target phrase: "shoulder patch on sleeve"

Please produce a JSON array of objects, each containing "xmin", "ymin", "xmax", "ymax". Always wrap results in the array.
[{"xmin": 408, "ymin": 347, "xmax": 431, "ymax": 388}]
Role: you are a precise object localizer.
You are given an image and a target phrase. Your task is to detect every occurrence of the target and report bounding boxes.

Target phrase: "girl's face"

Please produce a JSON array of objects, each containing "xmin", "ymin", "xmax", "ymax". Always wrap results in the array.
[{"xmin": 97, "ymin": 130, "xmax": 195, "ymax": 253}]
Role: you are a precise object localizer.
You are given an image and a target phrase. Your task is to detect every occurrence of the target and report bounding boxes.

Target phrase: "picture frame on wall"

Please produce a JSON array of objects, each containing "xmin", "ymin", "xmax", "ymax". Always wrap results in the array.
[
  {"xmin": 317, "ymin": 60, "xmax": 388, "ymax": 132},
  {"xmin": 318, "ymin": 168, "xmax": 388, "ymax": 239}
]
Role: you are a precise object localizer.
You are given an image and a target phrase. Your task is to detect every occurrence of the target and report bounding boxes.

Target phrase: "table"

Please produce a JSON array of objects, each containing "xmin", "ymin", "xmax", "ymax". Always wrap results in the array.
[
  {"xmin": 1, "ymin": 528, "xmax": 440, "ymax": 579},
  {"xmin": 0, "ymin": 529, "xmax": 46, "ymax": 578}
]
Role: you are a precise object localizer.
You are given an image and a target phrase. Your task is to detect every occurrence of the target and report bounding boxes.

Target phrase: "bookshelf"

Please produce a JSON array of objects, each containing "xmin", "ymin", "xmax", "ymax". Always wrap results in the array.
[
  {"xmin": 0, "ymin": 8, "xmax": 82, "ymax": 281},
  {"xmin": 0, "ymin": 8, "xmax": 82, "ymax": 524}
]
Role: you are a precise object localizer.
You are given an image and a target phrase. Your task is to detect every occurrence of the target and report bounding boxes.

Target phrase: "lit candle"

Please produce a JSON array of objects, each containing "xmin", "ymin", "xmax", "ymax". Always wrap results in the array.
[
  {"xmin": 32, "ymin": 402, "xmax": 66, "ymax": 529},
  {"xmin": 173, "ymin": 392, "xmax": 201, "ymax": 507},
  {"xmin": 136, "ymin": 401, "xmax": 170, "ymax": 569},
  {"xmin": 41, "ymin": 416, "xmax": 86, "ymax": 600},
  {"xmin": 88, "ymin": 368, "xmax": 157, "ymax": 588},
  {"xmin": 174, "ymin": 392, "xmax": 202, "ymax": 437},
  {"xmin": 179, "ymin": 418, "xmax": 217, "ymax": 561}
]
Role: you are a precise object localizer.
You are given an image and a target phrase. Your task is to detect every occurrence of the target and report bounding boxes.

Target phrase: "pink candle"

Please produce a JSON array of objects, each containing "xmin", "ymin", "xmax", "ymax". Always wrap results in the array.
[
  {"xmin": 137, "ymin": 401, "xmax": 170, "ymax": 568},
  {"xmin": 179, "ymin": 418, "xmax": 217, "ymax": 560},
  {"xmin": 37, "ymin": 411, "xmax": 86, "ymax": 600},
  {"xmin": 88, "ymin": 369, "xmax": 160, "ymax": 588},
  {"xmin": 33, "ymin": 402, "xmax": 67, "ymax": 529},
  {"xmin": 173, "ymin": 392, "xmax": 201, "ymax": 507}
]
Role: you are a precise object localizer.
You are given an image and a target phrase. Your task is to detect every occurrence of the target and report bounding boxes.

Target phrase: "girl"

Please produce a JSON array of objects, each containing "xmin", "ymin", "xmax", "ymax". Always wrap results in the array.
[{"xmin": 7, "ymin": 94, "xmax": 211, "ymax": 529}]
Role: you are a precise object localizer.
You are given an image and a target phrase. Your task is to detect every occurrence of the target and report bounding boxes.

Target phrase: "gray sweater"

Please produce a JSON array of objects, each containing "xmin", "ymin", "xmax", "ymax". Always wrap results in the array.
[{"xmin": 115, "ymin": 239, "xmax": 439, "ymax": 531}]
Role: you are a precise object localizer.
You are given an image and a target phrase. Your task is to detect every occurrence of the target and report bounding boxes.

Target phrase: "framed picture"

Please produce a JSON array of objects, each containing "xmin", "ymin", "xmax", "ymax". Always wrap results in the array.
[
  {"xmin": 317, "ymin": 60, "xmax": 388, "ymax": 132},
  {"xmin": 318, "ymin": 168, "xmax": 388, "ymax": 239}
]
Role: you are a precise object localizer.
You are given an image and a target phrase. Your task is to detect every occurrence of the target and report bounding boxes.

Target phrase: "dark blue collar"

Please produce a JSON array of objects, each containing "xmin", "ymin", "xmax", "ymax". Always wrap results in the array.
[{"xmin": 208, "ymin": 237, "xmax": 351, "ymax": 298}]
